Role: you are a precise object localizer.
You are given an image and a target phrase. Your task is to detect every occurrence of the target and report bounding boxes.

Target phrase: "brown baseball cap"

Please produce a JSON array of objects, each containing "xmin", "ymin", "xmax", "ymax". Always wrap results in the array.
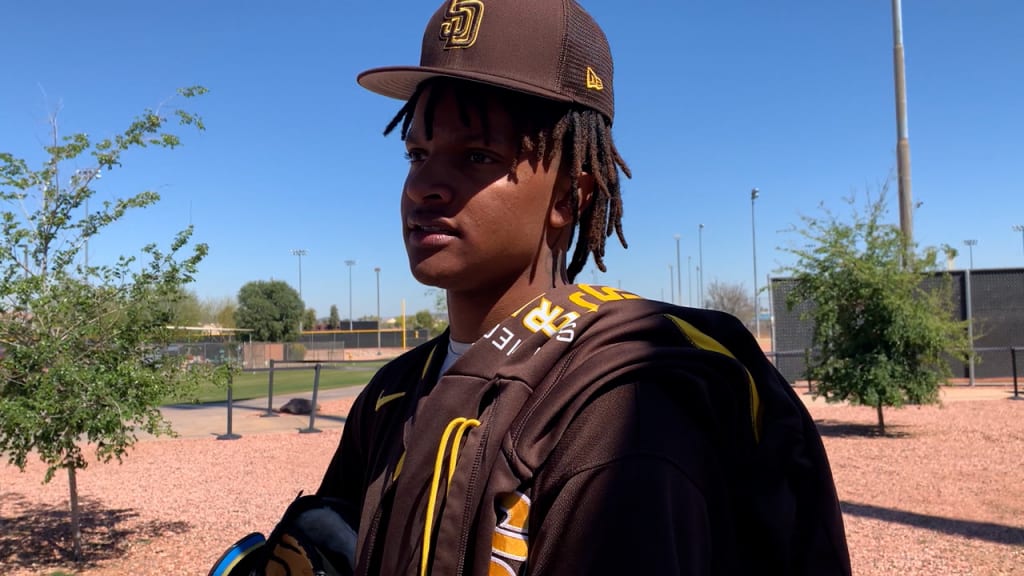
[{"xmin": 357, "ymin": 0, "xmax": 616, "ymax": 122}]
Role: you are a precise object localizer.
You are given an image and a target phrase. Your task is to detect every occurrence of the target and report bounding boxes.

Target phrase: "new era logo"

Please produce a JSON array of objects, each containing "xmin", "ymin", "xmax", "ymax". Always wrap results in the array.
[{"xmin": 586, "ymin": 67, "xmax": 604, "ymax": 90}]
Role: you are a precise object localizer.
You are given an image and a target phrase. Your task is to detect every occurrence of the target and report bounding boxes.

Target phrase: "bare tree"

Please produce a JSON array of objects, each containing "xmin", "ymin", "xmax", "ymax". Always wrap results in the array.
[{"xmin": 704, "ymin": 280, "xmax": 754, "ymax": 327}]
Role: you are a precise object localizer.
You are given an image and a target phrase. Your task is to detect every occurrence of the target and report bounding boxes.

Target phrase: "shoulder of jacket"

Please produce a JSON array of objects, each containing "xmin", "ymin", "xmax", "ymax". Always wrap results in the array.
[{"xmin": 359, "ymin": 336, "xmax": 446, "ymax": 412}]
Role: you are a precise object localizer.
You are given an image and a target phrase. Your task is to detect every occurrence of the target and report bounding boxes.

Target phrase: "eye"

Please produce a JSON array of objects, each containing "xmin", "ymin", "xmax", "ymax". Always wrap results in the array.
[
  {"xmin": 468, "ymin": 150, "xmax": 497, "ymax": 164},
  {"xmin": 404, "ymin": 149, "xmax": 426, "ymax": 163}
]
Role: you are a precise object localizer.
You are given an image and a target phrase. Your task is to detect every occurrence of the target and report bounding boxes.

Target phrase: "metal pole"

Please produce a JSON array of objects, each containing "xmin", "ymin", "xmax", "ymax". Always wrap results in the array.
[
  {"xmin": 698, "ymin": 224, "xmax": 705, "ymax": 307},
  {"xmin": 669, "ymin": 264, "xmax": 674, "ymax": 305},
  {"xmin": 345, "ymin": 259, "xmax": 357, "ymax": 331},
  {"xmin": 1012, "ymin": 348, "xmax": 1019, "ymax": 400},
  {"xmin": 751, "ymin": 188, "xmax": 760, "ymax": 338},
  {"xmin": 891, "ymin": 0, "xmax": 914, "ymax": 252},
  {"xmin": 262, "ymin": 358, "xmax": 278, "ymax": 418},
  {"xmin": 964, "ymin": 239, "xmax": 976, "ymax": 269},
  {"xmin": 291, "ymin": 249, "xmax": 307, "ymax": 331},
  {"xmin": 674, "ymin": 234, "xmax": 682, "ymax": 305},
  {"xmin": 687, "ymin": 255, "xmax": 693, "ymax": 307},
  {"xmin": 1013, "ymin": 225, "xmax": 1024, "ymax": 257},
  {"xmin": 965, "ymin": 269, "xmax": 975, "ymax": 387},
  {"xmin": 767, "ymin": 273, "xmax": 777, "ymax": 362},
  {"xmin": 217, "ymin": 372, "xmax": 241, "ymax": 440},
  {"xmin": 301, "ymin": 363, "xmax": 323, "ymax": 434},
  {"xmin": 375, "ymin": 266, "xmax": 382, "ymax": 355}
]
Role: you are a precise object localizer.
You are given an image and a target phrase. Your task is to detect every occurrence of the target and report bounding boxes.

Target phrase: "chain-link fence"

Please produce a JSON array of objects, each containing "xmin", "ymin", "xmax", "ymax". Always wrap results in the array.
[{"xmin": 166, "ymin": 328, "xmax": 436, "ymax": 370}]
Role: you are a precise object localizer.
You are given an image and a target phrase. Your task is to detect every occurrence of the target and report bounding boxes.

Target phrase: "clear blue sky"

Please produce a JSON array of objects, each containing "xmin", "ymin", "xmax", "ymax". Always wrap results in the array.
[{"xmin": 3, "ymin": 1, "xmax": 1022, "ymax": 320}]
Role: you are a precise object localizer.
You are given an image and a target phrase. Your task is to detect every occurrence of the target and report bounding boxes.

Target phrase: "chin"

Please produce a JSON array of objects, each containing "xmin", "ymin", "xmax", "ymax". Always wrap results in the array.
[{"xmin": 408, "ymin": 258, "xmax": 455, "ymax": 289}]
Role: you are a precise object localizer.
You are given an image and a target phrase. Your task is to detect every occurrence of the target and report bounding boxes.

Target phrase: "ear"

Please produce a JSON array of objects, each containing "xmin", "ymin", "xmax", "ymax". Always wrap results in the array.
[{"xmin": 550, "ymin": 172, "xmax": 595, "ymax": 229}]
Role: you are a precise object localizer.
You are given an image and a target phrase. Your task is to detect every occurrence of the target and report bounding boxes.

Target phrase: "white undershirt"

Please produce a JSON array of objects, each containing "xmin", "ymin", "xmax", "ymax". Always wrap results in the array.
[{"xmin": 439, "ymin": 338, "xmax": 472, "ymax": 375}]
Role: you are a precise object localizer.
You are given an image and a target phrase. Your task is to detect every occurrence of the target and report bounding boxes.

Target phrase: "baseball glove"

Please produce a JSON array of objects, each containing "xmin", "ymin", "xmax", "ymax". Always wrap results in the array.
[{"xmin": 208, "ymin": 493, "xmax": 357, "ymax": 576}]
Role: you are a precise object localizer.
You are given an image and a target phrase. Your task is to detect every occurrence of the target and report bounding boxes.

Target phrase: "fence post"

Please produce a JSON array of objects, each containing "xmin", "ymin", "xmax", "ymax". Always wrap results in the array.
[
  {"xmin": 804, "ymin": 348, "xmax": 815, "ymax": 394},
  {"xmin": 1012, "ymin": 348, "xmax": 1020, "ymax": 400},
  {"xmin": 300, "ymin": 362, "xmax": 323, "ymax": 434},
  {"xmin": 261, "ymin": 358, "xmax": 278, "ymax": 418},
  {"xmin": 217, "ymin": 371, "xmax": 241, "ymax": 440}
]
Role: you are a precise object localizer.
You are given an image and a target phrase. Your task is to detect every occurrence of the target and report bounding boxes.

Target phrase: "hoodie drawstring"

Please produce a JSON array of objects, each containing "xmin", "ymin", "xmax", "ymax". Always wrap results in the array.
[{"xmin": 421, "ymin": 416, "xmax": 480, "ymax": 576}]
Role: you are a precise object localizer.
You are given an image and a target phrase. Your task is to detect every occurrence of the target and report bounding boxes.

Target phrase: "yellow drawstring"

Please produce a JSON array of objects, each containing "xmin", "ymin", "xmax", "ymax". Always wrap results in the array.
[{"xmin": 421, "ymin": 417, "xmax": 480, "ymax": 576}]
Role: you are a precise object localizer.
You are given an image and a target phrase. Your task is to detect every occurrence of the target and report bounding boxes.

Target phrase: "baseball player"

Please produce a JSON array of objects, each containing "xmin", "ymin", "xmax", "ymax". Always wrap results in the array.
[{"xmin": 212, "ymin": 1, "xmax": 851, "ymax": 574}]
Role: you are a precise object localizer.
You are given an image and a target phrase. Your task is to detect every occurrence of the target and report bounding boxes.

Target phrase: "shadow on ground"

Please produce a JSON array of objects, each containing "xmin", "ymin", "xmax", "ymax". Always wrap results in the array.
[
  {"xmin": 814, "ymin": 419, "xmax": 911, "ymax": 438},
  {"xmin": 842, "ymin": 501, "xmax": 1024, "ymax": 546},
  {"xmin": 0, "ymin": 494, "xmax": 190, "ymax": 572}
]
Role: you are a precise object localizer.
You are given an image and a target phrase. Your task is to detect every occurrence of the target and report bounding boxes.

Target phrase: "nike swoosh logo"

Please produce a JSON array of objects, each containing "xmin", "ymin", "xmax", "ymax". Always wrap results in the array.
[{"xmin": 375, "ymin": 391, "xmax": 406, "ymax": 411}]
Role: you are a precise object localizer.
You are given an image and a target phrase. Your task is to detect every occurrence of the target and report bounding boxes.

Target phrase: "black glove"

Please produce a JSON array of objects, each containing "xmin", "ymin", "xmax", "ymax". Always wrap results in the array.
[{"xmin": 209, "ymin": 494, "xmax": 358, "ymax": 576}]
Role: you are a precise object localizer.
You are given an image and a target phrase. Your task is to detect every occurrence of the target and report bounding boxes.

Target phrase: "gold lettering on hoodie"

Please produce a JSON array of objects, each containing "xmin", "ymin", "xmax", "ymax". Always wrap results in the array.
[
  {"xmin": 569, "ymin": 284, "xmax": 641, "ymax": 313},
  {"xmin": 490, "ymin": 491, "xmax": 530, "ymax": 574},
  {"xmin": 522, "ymin": 298, "xmax": 580, "ymax": 337}
]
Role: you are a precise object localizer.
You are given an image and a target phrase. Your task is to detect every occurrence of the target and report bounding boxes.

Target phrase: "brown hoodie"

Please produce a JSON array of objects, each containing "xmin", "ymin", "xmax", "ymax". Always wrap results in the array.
[{"xmin": 318, "ymin": 284, "xmax": 851, "ymax": 575}]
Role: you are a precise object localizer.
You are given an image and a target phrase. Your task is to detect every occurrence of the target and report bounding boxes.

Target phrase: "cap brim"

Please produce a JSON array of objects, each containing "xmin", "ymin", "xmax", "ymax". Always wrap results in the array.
[{"xmin": 357, "ymin": 66, "xmax": 573, "ymax": 106}]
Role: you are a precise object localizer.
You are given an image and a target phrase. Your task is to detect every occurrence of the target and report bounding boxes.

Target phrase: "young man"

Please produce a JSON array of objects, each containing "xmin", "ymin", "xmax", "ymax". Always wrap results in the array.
[{"xmin": 315, "ymin": 1, "xmax": 852, "ymax": 574}]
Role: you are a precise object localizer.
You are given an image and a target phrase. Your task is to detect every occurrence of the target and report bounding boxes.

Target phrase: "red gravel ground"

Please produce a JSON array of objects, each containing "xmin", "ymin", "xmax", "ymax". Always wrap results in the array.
[{"xmin": 2, "ymin": 388, "xmax": 1022, "ymax": 575}]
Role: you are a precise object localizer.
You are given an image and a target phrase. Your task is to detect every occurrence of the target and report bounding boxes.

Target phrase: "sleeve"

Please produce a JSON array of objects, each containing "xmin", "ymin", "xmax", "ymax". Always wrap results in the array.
[
  {"xmin": 524, "ymin": 379, "xmax": 735, "ymax": 576},
  {"xmin": 315, "ymin": 386, "xmax": 371, "ymax": 525},
  {"xmin": 528, "ymin": 456, "xmax": 712, "ymax": 575}
]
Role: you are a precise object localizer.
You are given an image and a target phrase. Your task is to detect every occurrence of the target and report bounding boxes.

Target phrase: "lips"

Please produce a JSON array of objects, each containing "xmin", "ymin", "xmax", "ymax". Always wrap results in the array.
[
  {"xmin": 407, "ymin": 218, "xmax": 460, "ymax": 247},
  {"xmin": 414, "ymin": 224, "xmax": 457, "ymax": 235}
]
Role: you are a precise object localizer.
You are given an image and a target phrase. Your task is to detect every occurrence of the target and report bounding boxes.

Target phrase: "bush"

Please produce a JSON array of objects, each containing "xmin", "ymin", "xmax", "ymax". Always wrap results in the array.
[{"xmin": 286, "ymin": 343, "xmax": 307, "ymax": 362}]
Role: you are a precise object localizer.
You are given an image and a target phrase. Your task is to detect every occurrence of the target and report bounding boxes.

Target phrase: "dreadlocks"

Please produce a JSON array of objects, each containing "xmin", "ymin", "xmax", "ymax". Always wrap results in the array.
[{"xmin": 383, "ymin": 78, "xmax": 631, "ymax": 283}]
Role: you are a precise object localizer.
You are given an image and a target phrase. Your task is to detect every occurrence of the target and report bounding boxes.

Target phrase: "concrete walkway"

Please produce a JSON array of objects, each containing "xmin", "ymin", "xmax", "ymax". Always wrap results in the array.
[
  {"xmin": 155, "ymin": 385, "xmax": 366, "ymax": 440},
  {"xmin": 156, "ymin": 382, "xmax": 1020, "ymax": 441}
]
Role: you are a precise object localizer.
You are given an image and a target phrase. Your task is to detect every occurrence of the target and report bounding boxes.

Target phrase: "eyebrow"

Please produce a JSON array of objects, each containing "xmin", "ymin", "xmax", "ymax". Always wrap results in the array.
[{"xmin": 404, "ymin": 128, "xmax": 512, "ymax": 149}]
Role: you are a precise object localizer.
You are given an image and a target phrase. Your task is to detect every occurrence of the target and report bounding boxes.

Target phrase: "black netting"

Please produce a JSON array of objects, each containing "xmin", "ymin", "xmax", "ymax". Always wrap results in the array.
[{"xmin": 771, "ymin": 269, "xmax": 1024, "ymax": 382}]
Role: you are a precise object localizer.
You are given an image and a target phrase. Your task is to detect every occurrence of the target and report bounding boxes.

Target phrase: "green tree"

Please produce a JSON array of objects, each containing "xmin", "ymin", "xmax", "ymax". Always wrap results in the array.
[
  {"xmin": 169, "ymin": 288, "xmax": 204, "ymax": 326},
  {"xmin": 328, "ymin": 304, "xmax": 340, "ymax": 329},
  {"xmin": 427, "ymin": 288, "xmax": 449, "ymax": 336},
  {"xmin": 303, "ymin": 307, "xmax": 317, "ymax": 331},
  {"xmin": 428, "ymin": 287, "xmax": 448, "ymax": 315},
  {"xmin": 704, "ymin": 280, "xmax": 754, "ymax": 328},
  {"xmin": 234, "ymin": 280, "xmax": 303, "ymax": 341},
  {"xmin": 413, "ymin": 309, "xmax": 434, "ymax": 331},
  {"xmin": 780, "ymin": 187, "xmax": 970, "ymax": 433},
  {"xmin": 412, "ymin": 308, "xmax": 448, "ymax": 337},
  {"xmin": 0, "ymin": 87, "xmax": 215, "ymax": 560},
  {"xmin": 201, "ymin": 295, "xmax": 237, "ymax": 329}
]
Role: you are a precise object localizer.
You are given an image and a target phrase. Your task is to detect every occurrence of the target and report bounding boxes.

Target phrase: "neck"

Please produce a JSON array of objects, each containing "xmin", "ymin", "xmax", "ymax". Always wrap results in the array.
[{"xmin": 447, "ymin": 272, "xmax": 572, "ymax": 343}]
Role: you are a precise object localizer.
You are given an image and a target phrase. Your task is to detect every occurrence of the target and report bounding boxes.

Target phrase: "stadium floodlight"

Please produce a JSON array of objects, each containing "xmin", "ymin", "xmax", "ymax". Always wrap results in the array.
[
  {"xmin": 345, "ymin": 260, "xmax": 357, "ymax": 330},
  {"xmin": 291, "ymin": 249, "xmax": 308, "ymax": 331}
]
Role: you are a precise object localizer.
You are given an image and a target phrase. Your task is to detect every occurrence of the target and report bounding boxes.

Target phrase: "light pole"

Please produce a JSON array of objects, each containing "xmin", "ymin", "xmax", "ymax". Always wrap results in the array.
[
  {"xmin": 668, "ymin": 264, "xmax": 675, "ymax": 304},
  {"xmin": 291, "ymin": 249, "xmax": 307, "ymax": 332},
  {"xmin": 963, "ymin": 239, "xmax": 976, "ymax": 269},
  {"xmin": 891, "ymin": 0, "xmax": 914, "ymax": 252},
  {"xmin": 687, "ymin": 255, "xmax": 693, "ymax": 307},
  {"xmin": 963, "ymin": 239, "xmax": 977, "ymax": 386},
  {"xmin": 698, "ymin": 223, "xmax": 705, "ymax": 308},
  {"xmin": 1013, "ymin": 225, "xmax": 1024, "ymax": 256},
  {"xmin": 345, "ymin": 259, "xmax": 357, "ymax": 331},
  {"xmin": 751, "ymin": 188, "xmax": 760, "ymax": 338},
  {"xmin": 374, "ymin": 267, "xmax": 382, "ymax": 355},
  {"xmin": 674, "ymin": 234, "xmax": 682, "ymax": 305}
]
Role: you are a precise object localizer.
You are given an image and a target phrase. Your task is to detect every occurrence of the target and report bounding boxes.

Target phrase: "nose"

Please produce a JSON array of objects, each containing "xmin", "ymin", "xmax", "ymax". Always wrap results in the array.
[{"xmin": 403, "ymin": 156, "xmax": 454, "ymax": 206}]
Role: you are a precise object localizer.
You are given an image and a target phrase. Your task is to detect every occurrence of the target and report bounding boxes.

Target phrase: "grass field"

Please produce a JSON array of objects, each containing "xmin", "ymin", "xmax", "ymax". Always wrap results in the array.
[{"xmin": 171, "ymin": 361, "xmax": 386, "ymax": 404}]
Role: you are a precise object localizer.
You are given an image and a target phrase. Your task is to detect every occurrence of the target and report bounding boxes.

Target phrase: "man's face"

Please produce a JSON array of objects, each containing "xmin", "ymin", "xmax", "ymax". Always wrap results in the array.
[{"xmin": 401, "ymin": 84, "xmax": 567, "ymax": 298}]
